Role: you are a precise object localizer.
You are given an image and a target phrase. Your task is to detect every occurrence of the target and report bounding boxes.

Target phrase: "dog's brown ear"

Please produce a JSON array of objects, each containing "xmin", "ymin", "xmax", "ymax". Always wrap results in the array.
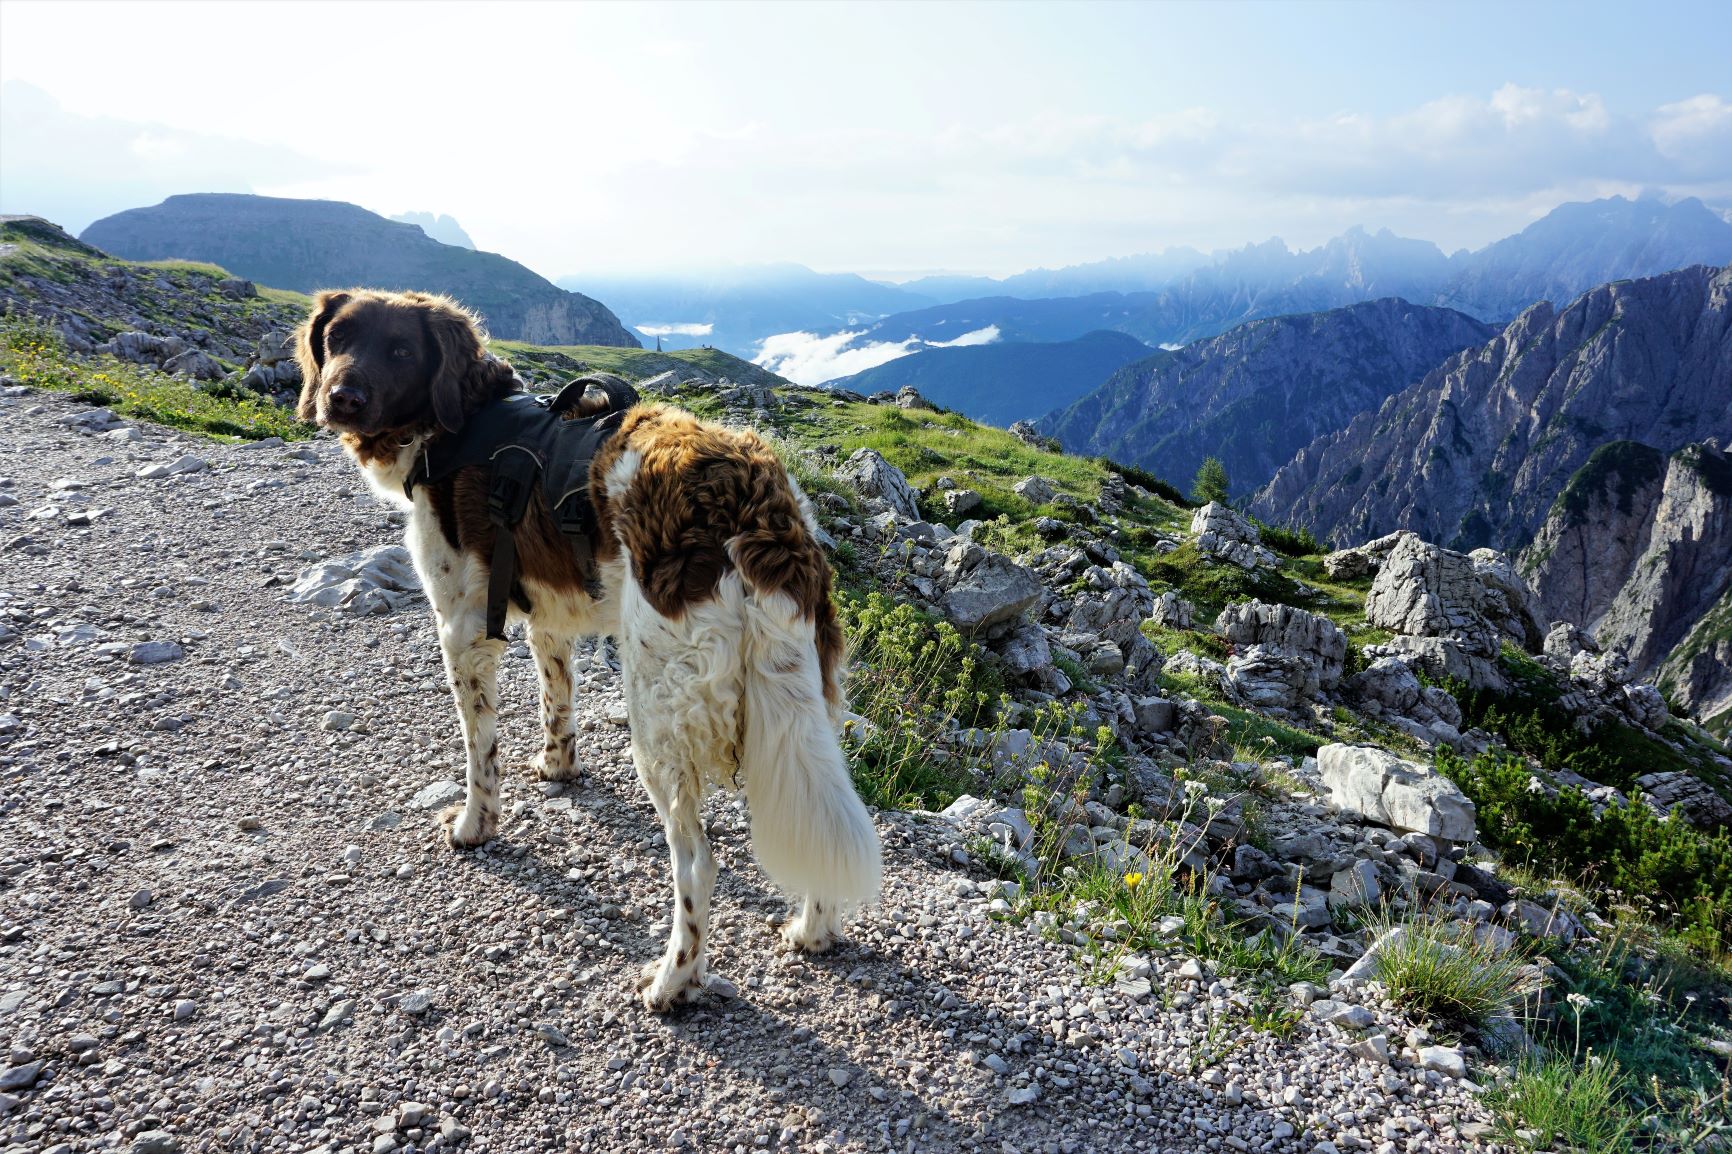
[
  {"xmin": 421, "ymin": 296, "xmax": 511, "ymax": 434},
  {"xmin": 295, "ymin": 290, "xmax": 350, "ymax": 422}
]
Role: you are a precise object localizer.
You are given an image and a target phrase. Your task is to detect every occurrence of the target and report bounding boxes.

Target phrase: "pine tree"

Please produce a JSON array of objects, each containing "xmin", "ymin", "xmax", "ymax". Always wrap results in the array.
[{"xmin": 1193, "ymin": 457, "xmax": 1230, "ymax": 506}]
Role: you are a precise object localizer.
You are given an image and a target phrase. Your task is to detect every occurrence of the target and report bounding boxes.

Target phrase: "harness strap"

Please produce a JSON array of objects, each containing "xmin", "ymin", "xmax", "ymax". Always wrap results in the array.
[{"xmin": 482, "ymin": 447, "xmax": 541, "ymax": 642}]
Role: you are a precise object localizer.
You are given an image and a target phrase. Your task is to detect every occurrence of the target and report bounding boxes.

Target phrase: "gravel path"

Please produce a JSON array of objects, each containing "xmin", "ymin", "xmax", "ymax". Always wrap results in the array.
[{"xmin": 0, "ymin": 388, "xmax": 1496, "ymax": 1154}]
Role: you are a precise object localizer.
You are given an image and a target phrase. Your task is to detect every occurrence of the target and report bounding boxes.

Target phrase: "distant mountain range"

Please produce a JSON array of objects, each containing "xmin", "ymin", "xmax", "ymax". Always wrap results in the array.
[
  {"xmin": 82, "ymin": 195, "xmax": 638, "ymax": 348},
  {"xmin": 853, "ymin": 198, "xmax": 1732, "ymax": 358},
  {"xmin": 1042, "ymin": 300, "xmax": 1496, "ymax": 499},
  {"xmin": 829, "ymin": 330, "xmax": 1152, "ymax": 427}
]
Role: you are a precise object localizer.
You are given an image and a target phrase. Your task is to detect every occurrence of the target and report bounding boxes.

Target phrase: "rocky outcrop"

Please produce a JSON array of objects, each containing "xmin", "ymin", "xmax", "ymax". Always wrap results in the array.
[
  {"xmin": 1364, "ymin": 535, "xmax": 1509, "ymax": 689},
  {"xmin": 1216, "ymin": 602, "xmax": 1346, "ymax": 717},
  {"xmin": 1190, "ymin": 502, "xmax": 1275, "ymax": 569},
  {"xmin": 838, "ymin": 448, "xmax": 921, "ymax": 520},
  {"xmin": 1522, "ymin": 440, "xmax": 1732, "ymax": 727},
  {"xmin": 1658, "ymin": 589, "xmax": 1732, "ymax": 734},
  {"xmin": 1592, "ymin": 443, "xmax": 1732, "ymax": 677},
  {"xmin": 82, "ymin": 194, "xmax": 638, "ymax": 348},
  {"xmin": 1, "ymin": 216, "xmax": 304, "ymax": 365},
  {"xmin": 1522, "ymin": 441, "xmax": 1669, "ymax": 628},
  {"xmin": 1254, "ymin": 264, "xmax": 1732, "ymax": 554},
  {"xmin": 1344, "ymin": 657, "xmax": 1464, "ymax": 748}
]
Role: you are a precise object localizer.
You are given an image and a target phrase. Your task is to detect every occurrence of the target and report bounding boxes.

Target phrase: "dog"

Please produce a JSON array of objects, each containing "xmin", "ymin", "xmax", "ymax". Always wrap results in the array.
[{"xmin": 293, "ymin": 288, "xmax": 881, "ymax": 1010}]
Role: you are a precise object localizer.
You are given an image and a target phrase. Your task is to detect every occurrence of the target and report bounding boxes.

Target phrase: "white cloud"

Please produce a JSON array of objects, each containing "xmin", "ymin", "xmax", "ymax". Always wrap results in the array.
[
  {"xmin": 636, "ymin": 322, "xmax": 714, "ymax": 337},
  {"xmin": 754, "ymin": 324, "xmax": 1001, "ymax": 385},
  {"xmin": 930, "ymin": 325, "xmax": 1000, "ymax": 348},
  {"xmin": 1651, "ymin": 94, "xmax": 1732, "ymax": 174},
  {"xmin": 753, "ymin": 330, "xmax": 918, "ymax": 386}
]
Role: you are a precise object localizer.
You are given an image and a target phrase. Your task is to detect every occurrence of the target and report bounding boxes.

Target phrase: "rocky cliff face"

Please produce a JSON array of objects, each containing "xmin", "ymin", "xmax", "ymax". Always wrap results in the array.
[
  {"xmin": 1520, "ymin": 441, "xmax": 1669, "ymax": 628},
  {"xmin": 1587, "ymin": 443, "xmax": 1732, "ymax": 671},
  {"xmin": 1251, "ymin": 264, "xmax": 1732, "ymax": 552},
  {"xmin": 1043, "ymin": 299, "xmax": 1494, "ymax": 498},
  {"xmin": 1659, "ymin": 590, "xmax": 1732, "ymax": 733},
  {"xmin": 83, "ymin": 195, "xmax": 638, "ymax": 348}
]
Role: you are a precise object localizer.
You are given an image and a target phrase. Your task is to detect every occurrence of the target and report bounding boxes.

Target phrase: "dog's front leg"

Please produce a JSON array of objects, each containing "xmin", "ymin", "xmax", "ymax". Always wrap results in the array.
[
  {"xmin": 434, "ymin": 597, "xmax": 504, "ymax": 848},
  {"xmin": 527, "ymin": 620, "xmax": 582, "ymax": 782}
]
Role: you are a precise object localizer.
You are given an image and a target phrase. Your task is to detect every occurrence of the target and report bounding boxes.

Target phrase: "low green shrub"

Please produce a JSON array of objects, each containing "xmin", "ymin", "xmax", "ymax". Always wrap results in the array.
[
  {"xmin": 1252, "ymin": 518, "xmax": 1321, "ymax": 557},
  {"xmin": 1438, "ymin": 748, "xmax": 1732, "ymax": 952},
  {"xmin": 1447, "ymin": 649, "xmax": 1712, "ymax": 790},
  {"xmin": 1097, "ymin": 456, "xmax": 1192, "ymax": 508}
]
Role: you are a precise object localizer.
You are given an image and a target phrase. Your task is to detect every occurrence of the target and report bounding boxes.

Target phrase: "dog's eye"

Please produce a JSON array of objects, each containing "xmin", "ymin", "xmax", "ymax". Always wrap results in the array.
[{"xmin": 390, "ymin": 343, "xmax": 412, "ymax": 360}]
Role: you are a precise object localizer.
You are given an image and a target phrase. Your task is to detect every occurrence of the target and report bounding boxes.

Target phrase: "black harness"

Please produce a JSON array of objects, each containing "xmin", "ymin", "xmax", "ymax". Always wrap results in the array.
[{"xmin": 404, "ymin": 373, "xmax": 639, "ymax": 641}]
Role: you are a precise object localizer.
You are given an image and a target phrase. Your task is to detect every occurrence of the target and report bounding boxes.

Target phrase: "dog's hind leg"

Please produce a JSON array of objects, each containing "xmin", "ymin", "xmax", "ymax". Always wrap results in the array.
[
  {"xmin": 633, "ymin": 763, "xmax": 717, "ymax": 1011},
  {"xmin": 527, "ymin": 619, "xmax": 582, "ymax": 782}
]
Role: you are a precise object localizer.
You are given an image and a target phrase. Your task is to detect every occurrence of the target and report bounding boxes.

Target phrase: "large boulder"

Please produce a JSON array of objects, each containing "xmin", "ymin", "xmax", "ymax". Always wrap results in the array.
[
  {"xmin": 1469, "ymin": 548, "xmax": 1546, "ymax": 651},
  {"xmin": 1318, "ymin": 743, "xmax": 1476, "ymax": 843},
  {"xmin": 1321, "ymin": 530, "xmax": 1411, "ymax": 580},
  {"xmin": 1365, "ymin": 535, "xmax": 1506, "ymax": 689},
  {"xmin": 838, "ymin": 448, "xmax": 921, "ymax": 520},
  {"xmin": 1190, "ymin": 503, "xmax": 1275, "ymax": 569},
  {"xmin": 1217, "ymin": 601, "xmax": 1347, "ymax": 695},
  {"xmin": 163, "ymin": 349, "xmax": 226, "ymax": 381},
  {"xmin": 1013, "ymin": 475, "xmax": 1057, "ymax": 505},
  {"xmin": 102, "ymin": 331, "xmax": 188, "ymax": 366},
  {"xmin": 1344, "ymin": 656, "xmax": 1465, "ymax": 748},
  {"xmin": 935, "ymin": 539, "xmax": 1043, "ymax": 634}
]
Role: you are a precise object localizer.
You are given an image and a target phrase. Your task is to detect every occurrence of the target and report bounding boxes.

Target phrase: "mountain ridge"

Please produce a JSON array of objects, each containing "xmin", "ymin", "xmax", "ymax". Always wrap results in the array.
[
  {"xmin": 1042, "ymin": 299, "xmax": 1497, "ymax": 499},
  {"xmin": 82, "ymin": 194, "xmax": 639, "ymax": 348}
]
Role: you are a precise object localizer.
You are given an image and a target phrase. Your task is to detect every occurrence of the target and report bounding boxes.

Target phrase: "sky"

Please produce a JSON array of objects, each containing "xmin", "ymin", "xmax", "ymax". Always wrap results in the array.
[{"xmin": 2, "ymin": 0, "xmax": 1729, "ymax": 282}]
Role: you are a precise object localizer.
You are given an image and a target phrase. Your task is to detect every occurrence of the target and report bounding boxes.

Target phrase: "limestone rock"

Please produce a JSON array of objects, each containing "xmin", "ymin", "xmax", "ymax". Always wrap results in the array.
[
  {"xmin": 163, "ymin": 349, "xmax": 225, "ymax": 381},
  {"xmin": 1217, "ymin": 601, "xmax": 1347, "ymax": 696},
  {"xmin": 1318, "ymin": 743, "xmax": 1476, "ymax": 842},
  {"xmin": 941, "ymin": 488, "xmax": 981, "ymax": 517},
  {"xmin": 286, "ymin": 545, "xmax": 423, "ymax": 616},
  {"xmin": 1190, "ymin": 502, "xmax": 1275, "ymax": 569},
  {"xmin": 1149, "ymin": 590, "xmax": 1194, "ymax": 630},
  {"xmin": 1636, "ymin": 770, "xmax": 1732, "ymax": 828},
  {"xmin": 1013, "ymin": 476, "xmax": 1057, "ymax": 505},
  {"xmin": 838, "ymin": 448, "xmax": 921, "ymax": 521},
  {"xmin": 935, "ymin": 539, "xmax": 1043, "ymax": 633}
]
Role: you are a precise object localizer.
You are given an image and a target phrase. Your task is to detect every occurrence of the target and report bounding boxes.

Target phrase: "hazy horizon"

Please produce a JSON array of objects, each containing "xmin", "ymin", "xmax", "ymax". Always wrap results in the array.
[{"xmin": 3, "ymin": 0, "xmax": 1729, "ymax": 283}]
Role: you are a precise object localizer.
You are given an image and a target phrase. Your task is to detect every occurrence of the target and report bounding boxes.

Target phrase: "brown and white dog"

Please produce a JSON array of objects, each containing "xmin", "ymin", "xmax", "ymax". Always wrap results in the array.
[{"xmin": 294, "ymin": 289, "xmax": 881, "ymax": 1010}]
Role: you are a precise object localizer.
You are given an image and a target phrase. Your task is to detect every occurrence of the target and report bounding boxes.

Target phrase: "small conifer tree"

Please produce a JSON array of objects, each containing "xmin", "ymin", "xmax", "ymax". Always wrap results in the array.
[{"xmin": 1193, "ymin": 456, "xmax": 1231, "ymax": 506}]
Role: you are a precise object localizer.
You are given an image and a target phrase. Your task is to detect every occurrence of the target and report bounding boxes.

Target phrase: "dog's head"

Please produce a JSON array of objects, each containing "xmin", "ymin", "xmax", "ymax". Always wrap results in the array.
[{"xmin": 294, "ymin": 289, "xmax": 517, "ymax": 437}]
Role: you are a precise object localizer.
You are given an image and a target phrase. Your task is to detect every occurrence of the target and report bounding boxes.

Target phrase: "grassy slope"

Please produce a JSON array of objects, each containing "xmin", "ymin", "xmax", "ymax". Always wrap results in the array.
[{"xmin": 0, "ymin": 220, "xmax": 313, "ymax": 440}]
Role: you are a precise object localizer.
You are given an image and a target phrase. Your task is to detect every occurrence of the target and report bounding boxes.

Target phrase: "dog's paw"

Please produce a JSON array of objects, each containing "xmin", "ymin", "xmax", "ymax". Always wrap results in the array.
[
  {"xmin": 530, "ymin": 746, "xmax": 585, "ymax": 783},
  {"xmin": 782, "ymin": 921, "xmax": 839, "ymax": 954},
  {"xmin": 437, "ymin": 803, "xmax": 494, "ymax": 849},
  {"xmin": 782, "ymin": 902, "xmax": 843, "ymax": 954},
  {"xmin": 637, "ymin": 957, "xmax": 707, "ymax": 1013}
]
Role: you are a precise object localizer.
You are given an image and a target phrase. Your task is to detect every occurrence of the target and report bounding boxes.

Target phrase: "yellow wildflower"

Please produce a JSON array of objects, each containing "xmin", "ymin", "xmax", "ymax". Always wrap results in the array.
[{"xmin": 1124, "ymin": 872, "xmax": 1144, "ymax": 890}]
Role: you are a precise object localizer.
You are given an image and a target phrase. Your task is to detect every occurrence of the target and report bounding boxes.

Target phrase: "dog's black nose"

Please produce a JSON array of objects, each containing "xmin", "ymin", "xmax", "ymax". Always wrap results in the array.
[{"xmin": 329, "ymin": 383, "xmax": 368, "ymax": 417}]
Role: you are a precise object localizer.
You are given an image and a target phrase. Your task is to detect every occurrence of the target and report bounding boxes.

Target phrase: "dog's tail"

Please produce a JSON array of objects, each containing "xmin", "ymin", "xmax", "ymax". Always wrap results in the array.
[{"xmin": 731, "ymin": 479, "xmax": 881, "ymax": 909}]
